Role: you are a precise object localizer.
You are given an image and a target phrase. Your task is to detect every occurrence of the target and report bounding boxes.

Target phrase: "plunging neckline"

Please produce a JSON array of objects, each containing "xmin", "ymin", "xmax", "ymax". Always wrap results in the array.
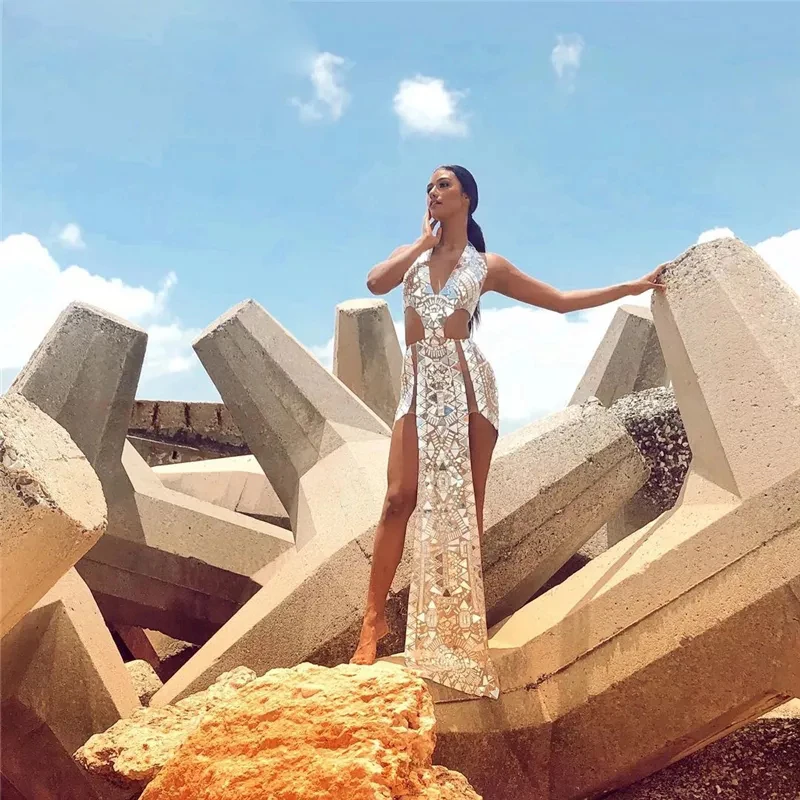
[{"xmin": 426, "ymin": 243, "xmax": 470, "ymax": 297}]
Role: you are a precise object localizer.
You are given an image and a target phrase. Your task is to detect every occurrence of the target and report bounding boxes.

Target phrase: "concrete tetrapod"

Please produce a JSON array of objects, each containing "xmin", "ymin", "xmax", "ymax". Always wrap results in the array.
[
  {"xmin": 1, "ymin": 569, "xmax": 139, "ymax": 800},
  {"xmin": 9, "ymin": 302, "xmax": 293, "ymax": 644},
  {"xmin": 153, "ymin": 298, "xmax": 646, "ymax": 703},
  {"xmin": 570, "ymin": 304, "xmax": 674, "ymax": 548},
  {"xmin": 154, "ymin": 454, "xmax": 289, "ymax": 529},
  {"xmin": 192, "ymin": 299, "xmax": 392, "ymax": 527},
  {"xmin": 431, "ymin": 237, "xmax": 800, "ymax": 800},
  {"xmin": 333, "ymin": 298, "xmax": 403, "ymax": 426},
  {"xmin": 570, "ymin": 304, "xmax": 668, "ymax": 407},
  {"xmin": 0, "ymin": 393, "xmax": 106, "ymax": 637}
]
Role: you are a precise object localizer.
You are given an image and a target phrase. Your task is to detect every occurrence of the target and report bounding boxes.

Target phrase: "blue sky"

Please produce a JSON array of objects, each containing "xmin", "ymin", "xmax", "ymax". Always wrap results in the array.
[{"xmin": 3, "ymin": 0, "xmax": 799, "ymax": 430}]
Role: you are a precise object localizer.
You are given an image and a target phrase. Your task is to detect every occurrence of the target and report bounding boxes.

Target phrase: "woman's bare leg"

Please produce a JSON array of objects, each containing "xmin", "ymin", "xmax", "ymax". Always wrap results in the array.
[
  {"xmin": 469, "ymin": 412, "xmax": 498, "ymax": 538},
  {"xmin": 350, "ymin": 413, "xmax": 419, "ymax": 665}
]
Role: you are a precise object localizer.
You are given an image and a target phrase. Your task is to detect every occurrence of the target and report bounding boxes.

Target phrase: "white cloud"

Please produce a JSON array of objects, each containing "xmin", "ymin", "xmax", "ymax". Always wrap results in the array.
[
  {"xmin": 696, "ymin": 227, "xmax": 735, "ymax": 244},
  {"xmin": 58, "ymin": 222, "xmax": 86, "ymax": 249},
  {"xmin": 311, "ymin": 228, "xmax": 799, "ymax": 435},
  {"xmin": 291, "ymin": 52, "xmax": 350, "ymax": 122},
  {"xmin": 753, "ymin": 229, "xmax": 800, "ymax": 294},
  {"xmin": 393, "ymin": 76, "xmax": 468, "ymax": 137},
  {"xmin": 0, "ymin": 233, "xmax": 201, "ymax": 385},
  {"xmin": 551, "ymin": 34, "xmax": 584, "ymax": 92}
]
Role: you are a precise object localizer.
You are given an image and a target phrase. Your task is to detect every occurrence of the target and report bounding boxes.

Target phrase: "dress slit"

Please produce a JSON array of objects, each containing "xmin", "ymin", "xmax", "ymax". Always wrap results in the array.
[
  {"xmin": 396, "ymin": 243, "xmax": 500, "ymax": 700},
  {"xmin": 402, "ymin": 338, "xmax": 499, "ymax": 699}
]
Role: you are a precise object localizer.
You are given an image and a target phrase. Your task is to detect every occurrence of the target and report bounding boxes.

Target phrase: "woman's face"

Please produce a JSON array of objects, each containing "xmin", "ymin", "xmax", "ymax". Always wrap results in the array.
[{"xmin": 427, "ymin": 169, "xmax": 469, "ymax": 221}]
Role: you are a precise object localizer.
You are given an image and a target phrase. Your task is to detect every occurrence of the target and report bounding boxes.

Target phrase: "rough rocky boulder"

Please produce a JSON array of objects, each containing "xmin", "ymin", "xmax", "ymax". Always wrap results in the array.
[
  {"xmin": 75, "ymin": 666, "xmax": 258, "ymax": 791},
  {"xmin": 140, "ymin": 661, "xmax": 478, "ymax": 800}
]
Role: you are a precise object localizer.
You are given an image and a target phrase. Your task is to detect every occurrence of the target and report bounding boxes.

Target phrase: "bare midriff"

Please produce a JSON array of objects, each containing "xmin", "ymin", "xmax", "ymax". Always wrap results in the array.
[
  {"xmin": 404, "ymin": 307, "xmax": 470, "ymax": 346},
  {"xmin": 402, "ymin": 307, "xmax": 479, "ymax": 416}
]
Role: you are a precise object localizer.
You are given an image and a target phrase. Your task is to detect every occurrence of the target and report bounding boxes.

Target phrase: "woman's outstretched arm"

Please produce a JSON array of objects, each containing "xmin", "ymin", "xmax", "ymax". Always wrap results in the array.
[{"xmin": 483, "ymin": 253, "xmax": 666, "ymax": 313}]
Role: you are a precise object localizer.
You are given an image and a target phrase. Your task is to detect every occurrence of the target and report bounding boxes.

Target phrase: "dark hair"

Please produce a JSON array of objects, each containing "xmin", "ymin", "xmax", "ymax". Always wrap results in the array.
[{"xmin": 440, "ymin": 164, "xmax": 484, "ymax": 331}]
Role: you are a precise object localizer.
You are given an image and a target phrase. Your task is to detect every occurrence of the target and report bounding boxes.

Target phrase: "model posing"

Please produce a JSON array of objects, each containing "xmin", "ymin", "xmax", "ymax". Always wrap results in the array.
[{"xmin": 351, "ymin": 165, "xmax": 665, "ymax": 699}]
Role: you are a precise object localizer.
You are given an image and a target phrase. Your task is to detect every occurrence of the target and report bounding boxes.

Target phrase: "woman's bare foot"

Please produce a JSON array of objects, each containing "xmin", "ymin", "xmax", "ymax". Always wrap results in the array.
[{"xmin": 350, "ymin": 612, "xmax": 389, "ymax": 665}]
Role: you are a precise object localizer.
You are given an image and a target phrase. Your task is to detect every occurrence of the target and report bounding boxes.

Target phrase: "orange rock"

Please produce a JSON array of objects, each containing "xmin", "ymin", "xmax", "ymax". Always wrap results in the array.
[
  {"xmin": 140, "ymin": 662, "xmax": 479, "ymax": 800},
  {"xmin": 75, "ymin": 667, "xmax": 257, "ymax": 789}
]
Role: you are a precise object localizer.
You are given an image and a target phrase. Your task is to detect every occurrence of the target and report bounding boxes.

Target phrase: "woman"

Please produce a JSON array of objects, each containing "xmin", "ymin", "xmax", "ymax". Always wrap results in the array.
[{"xmin": 351, "ymin": 165, "xmax": 665, "ymax": 699}]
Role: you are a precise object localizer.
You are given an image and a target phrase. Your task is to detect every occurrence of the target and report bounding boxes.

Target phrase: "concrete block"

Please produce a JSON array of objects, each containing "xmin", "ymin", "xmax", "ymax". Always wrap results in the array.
[
  {"xmin": 1, "ymin": 569, "xmax": 139, "ymax": 799},
  {"xmin": 126, "ymin": 660, "xmax": 163, "ymax": 705},
  {"xmin": 653, "ymin": 237, "xmax": 800, "ymax": 497},
  {"xmin": 570, "ymin": 304, "xmax": 668, "ymax": 407},
  {"xmin": 152, "ymin": 398, "xmax": 645, "ymax": 704},
  {"xmin": 114, "ymin": 624, "xmax": 196, "ymax": 682},
  {"xmin": 153, "ymin": 301, "xmax": 645, "ymax": 705},
  {"xmin": 154, "ymin": 454, "xmax": 289, "ymax": 529},
  {"xmin": 430, "ymin": 237, "xmax": 800, "ymax": 800},
  {"xmin": 0, "ymin": 393, "xmax": 106, "ymax": 637},
  {"xmin": 10, "ymin": 302, "xmax": 294, "ymax": 643},
  {"xmin": 193, "ymin": 299, "xmax": 390, "ymax": 527},
  {"xmin": 333, "ymin": 298, "xmax": 403, "ymax": 426},
  {"xmin": 10, "ymin": 302, "xmax": 146, "ymax": 482}
]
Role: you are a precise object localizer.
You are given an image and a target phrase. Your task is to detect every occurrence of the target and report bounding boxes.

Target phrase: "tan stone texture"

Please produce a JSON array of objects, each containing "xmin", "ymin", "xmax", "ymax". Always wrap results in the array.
[
  {"xmin": 430, "ymin": 237, "xmax": 800, "ymax": 799},
  {"xmin": 77, "ymin": 441, "xmax": 293, "ymax": 644},
  {"xmin": 128, "ymin": 436, "xmax": 214, "ymax": 467},
  {"xmin": 1, "ymin": 697, "xmax": 129, "ymax": 800},
  {"xmin": 138, "ymin": 662, "xmax": 479, "ymax": 800},
  {"xmin": 154, "ymin": 454, "xmax": 289, "ymax": 529},
  {"xmin": 478, "ymin": 400, "xmax": 647, "ymax": 627},
  {"xmin": 10, "ymin": 302, "xmax": 146, "ymax": 484},
  {"xmin": 0, "ymin": 393, "xmax": 106, "ymax": 637},
  {"xmin": 570, "ymin": 305, "xmax": 675, "ymax": 547},
  {"xmin": 114, "ymin": 624, "xmax": 197, "ymax": 682},
  {"xmin": 1, "ymin": 569, "xmax": 139, "ymax": 799},
  {"xmin": 570, "ymin": 304, "xmax": 668, "ymax": 407},
  {"xmin": 9, "ymin": 302, "xmax": 293, "ymax": 644},
  {"xmin": 157, "ymin": 306, "xmax": 645, "ymax": 704},
  {"xmin": 193, "ymin": 299, "xmax": 391, "ymax": 521},
  {"xmin": 75, "ymin": 667, "xmax": 257, "ymax": 792},
  {"xmin": 126, "ymin": 660, "xmax": 163, "ymax": 705},
  {"xmin": 333, "ymin": 298, "xmax": 403, "ymax": 426}
]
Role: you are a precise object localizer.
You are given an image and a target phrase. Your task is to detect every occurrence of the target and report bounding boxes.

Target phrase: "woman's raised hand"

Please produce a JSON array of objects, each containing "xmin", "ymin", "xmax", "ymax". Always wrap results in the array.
[{"xmin": 419, "ymin": 209, "xmax": 441, "ymax": 250}]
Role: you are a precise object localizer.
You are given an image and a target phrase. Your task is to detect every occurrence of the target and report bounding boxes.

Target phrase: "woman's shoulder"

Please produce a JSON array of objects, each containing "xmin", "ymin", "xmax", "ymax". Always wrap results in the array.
[
  {"xmin": 483, "ymin": 251, "xmax": 507, "ymax": 266},
  {"xmin": 479, "ymin": 252, "xmax": 515, "ymax": 294}
]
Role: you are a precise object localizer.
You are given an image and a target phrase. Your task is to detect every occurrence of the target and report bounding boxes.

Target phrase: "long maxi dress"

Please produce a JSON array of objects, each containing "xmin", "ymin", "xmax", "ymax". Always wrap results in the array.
[{"xmin": 394, "ymin": 242, "xmax": 500, "ymax": 700}]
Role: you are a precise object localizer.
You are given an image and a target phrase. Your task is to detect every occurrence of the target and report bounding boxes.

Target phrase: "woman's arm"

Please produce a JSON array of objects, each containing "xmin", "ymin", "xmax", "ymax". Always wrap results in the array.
[
  {"xmin": 367, "ymin": 212, "xmax": 441, "ymax": 295},
  {"xmin": 484, "ymin": 253, "xmax": 666, "ymax": 313},
  {"xmin": 366, "ymin": 240, "xmax": 429, "ymax": 295}
]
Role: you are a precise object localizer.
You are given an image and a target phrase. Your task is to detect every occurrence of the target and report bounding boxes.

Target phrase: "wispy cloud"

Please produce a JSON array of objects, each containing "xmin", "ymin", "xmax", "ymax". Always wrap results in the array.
[
  {"xmin": 551, "ymin": 34, "xmax": 585, "ymax": 93},
  {"xmin": 393, "ymin": 75, "xmax": 468, "ymax": 137},
  {"xmin": 291, "ymin": 52, "xmax": 350, "ymax": 122},
  {"xmin": 58, "ymin": 222, "xmax": 86, "ymax": 249}
]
